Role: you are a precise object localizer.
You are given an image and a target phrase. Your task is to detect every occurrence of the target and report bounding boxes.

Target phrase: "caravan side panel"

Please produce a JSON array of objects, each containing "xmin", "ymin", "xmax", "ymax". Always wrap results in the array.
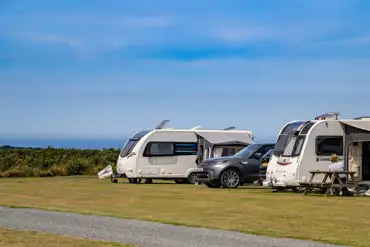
[
  {"xmin": 298, "ymin": 121, "xmax": 344, "ymax": 182},
  {"xmin": 136, "ymin": 131, "xmax": 198, "ymax": 178}
]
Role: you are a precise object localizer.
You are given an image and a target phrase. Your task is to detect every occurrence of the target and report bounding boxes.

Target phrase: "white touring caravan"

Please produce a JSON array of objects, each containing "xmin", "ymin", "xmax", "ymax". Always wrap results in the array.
[
  {"xmin": 263, "ymin": 112, "xmax": 370, "ymax": 190},
  {"xmin": 113, "ymin": 120, "xmax": 254, "ymax": 184}
]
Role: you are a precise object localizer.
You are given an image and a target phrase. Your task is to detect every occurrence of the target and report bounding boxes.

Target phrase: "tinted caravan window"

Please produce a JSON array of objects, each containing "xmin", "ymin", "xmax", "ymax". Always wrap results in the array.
[
  {"xmin": 120, "ymin": 140, "xmax": 138, "ymax": 157},
  {"xmin": 316, "ymin": 136, "xmax": 343, "ymax": 155},
  {"xmin": 273, "ymin": 121, "xmax": 307, "ymax": 156},
  {"xmin": 119, "ymin": 130, "xmax": 150, "ymax": 158},
  {"xmin": 147, "ymin": 142, "xmax": 174, "ymax": 156},
  {"xmin": 144, "ymin": 142, "xmax": 198, "ymax": 156},
  {"xmin": 174, "ymin": 143, "xmax": 198, "ymax": 155}
]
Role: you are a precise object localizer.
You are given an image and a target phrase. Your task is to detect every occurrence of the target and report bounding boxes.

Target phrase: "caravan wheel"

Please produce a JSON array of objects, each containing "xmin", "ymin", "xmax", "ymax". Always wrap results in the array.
[{"xmin": 128, "ymin": 178, "xmax": 137, "ymax": 184}]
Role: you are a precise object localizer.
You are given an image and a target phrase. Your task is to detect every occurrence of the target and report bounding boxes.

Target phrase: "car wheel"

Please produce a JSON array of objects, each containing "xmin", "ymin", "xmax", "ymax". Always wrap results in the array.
[
  {"xmin": 187, "ymin": 173, "xmax": 198, "ymax": 184},
  {"xmin": 220, "ymin": 169, "xmax": 241, "ymax": 188},
  {"xmin": 205, "ymin": 181, "xmax": 221, "ymax": 188}
]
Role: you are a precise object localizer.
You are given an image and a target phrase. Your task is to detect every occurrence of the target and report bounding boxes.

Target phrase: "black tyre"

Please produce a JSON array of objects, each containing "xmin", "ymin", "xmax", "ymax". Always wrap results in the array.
[
  {"xmin": 220, "ymin": 169, "xmax": 241, "ymax": 188},
  {"xmin": 174, "ymin": 179, "xmax": 187, "ymax": 184},
  {"xmin": 128, "ymin": 178, "xmax": 137, "ymax": 184},
  {"xmin": 290, "ymin": 186, "xmax": 303, "ymax": 192},
  {"xmin": 187, "ymin": 173, "xmax": 198, "ymax": 184},
  {"xmin": 205, "ymin": 181, "xmax": 221, "ymax": 188},
  {"xmin": 274, "ymin": 187, "xmax": 285, "ymax": 192},
  {"xmin": 145, "ymin": 179, "xmax": 153, "ymax": 184}
]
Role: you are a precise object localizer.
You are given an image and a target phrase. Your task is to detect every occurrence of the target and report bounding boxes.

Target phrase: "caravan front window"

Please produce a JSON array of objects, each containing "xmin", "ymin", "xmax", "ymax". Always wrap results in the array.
[
  {"xmin": 120, "ymin": 140, "xmax": 138, "ymax": 158},
  {"xmin": 282, "ymin": 137, "xmax": 297, "ymax": 156},
  {"xmin": 119, "ymin": 130, "xmax": 151, "ymax": 158},
  {"xmin": 292, "ymin": 136, "xmax": 305, "ymax": 156},
  {"xmin": 273, "ymin": 121, "xmax": 310, "ymax": 156},
  {"xmin": 273, "ymin": 135, "xmax": 290, "ymax": 156},
  {"xmin": 281, "ymin": 135, "xmax": 306, "ymax": 157}
]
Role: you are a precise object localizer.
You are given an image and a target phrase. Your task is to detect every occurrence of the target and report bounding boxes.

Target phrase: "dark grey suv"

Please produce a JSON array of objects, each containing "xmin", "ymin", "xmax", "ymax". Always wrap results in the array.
[{"xmin": 196, "ymin": 143, "xmax": 275, "ymax": 188}]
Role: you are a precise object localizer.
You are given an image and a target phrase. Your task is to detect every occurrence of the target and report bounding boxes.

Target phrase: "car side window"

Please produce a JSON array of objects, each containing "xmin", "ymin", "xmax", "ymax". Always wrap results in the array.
[{"xmin": 258, "ymin": 145, "xmax": 274, "ymax": 156}]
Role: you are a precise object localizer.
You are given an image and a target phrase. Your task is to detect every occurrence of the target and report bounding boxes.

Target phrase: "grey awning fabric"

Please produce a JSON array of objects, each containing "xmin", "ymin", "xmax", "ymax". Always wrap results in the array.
[
  {"xmin": 194, "ymin": 131, "xmax": 253, "ymax": 145},
  {"xmin": 340, "ymin": 120, "xmax": 370, "ymax": 132},
  {"xmin": 340, "ymin": 121, "xmax": 370, "ymax": 175}
]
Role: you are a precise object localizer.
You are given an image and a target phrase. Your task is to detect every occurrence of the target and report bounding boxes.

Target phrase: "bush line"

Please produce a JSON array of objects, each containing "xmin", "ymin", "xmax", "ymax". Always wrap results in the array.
[{"xmin": 0, "ymin": 146, "xmax": 120, "ymax": 178}]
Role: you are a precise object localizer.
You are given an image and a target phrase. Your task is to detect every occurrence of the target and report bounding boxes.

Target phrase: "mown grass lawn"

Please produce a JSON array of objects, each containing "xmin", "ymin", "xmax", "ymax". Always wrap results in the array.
[
  {"xmin": 0, "ymin": 228, "xmax": 136, "ymax": 247},
  {"xmin": 0, "ymin": 176, "xmax": 369, "ymax": 246}
]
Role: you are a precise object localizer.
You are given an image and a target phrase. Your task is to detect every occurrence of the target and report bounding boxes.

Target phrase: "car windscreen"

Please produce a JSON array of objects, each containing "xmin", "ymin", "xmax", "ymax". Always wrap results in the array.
[{"xmin": 233, "ymin": 144, "xmax": 261, "ymax": 158}]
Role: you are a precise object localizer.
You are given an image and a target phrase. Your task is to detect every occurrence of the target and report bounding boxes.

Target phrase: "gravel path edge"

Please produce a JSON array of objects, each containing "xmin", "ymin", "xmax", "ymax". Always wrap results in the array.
[{"xmin": 0, "ymin": 206, "xmax": 348, "ymax": 247}]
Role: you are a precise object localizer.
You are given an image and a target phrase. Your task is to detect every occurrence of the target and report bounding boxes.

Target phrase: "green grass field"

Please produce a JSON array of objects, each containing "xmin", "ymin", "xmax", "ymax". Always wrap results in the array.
[
  {"xmin": 0, "ymin": 176, "xmax": 369, "ymax": 247},
  {"xmin": 0, "ymin": 228, "xmax": 136, "ymax": 247}
]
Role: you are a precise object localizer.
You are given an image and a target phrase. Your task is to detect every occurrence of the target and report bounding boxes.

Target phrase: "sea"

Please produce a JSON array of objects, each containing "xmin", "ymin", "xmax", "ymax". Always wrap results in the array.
[
  {"xmin": 0, "ymin": 138, "xmax": 127, "ymax": 150},
  {"xmin": 0, "ymin": 137, "xmax": 275, "ymax": 150}
]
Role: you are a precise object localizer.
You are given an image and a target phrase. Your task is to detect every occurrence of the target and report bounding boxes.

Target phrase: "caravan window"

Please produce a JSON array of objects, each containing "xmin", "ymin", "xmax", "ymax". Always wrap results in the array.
[
  {"xmin": 273, "ymin": 135, "xmax": 290, "ymax": 156},
  {"xmin": 281, "ymin": 136, "xmax": 306, "ymax": 157},
  {"xmin": 282, "ymin": 137, "xmax": 297, "ymax": 156},
  {"xmin": 300, "ymin": 122, "xmax": 315, "ymax": 134},
  {"xmin": 292, "ymin": 136, "xmax": 305, "ymax": 156},
  {"xmin": 144, "ymin": 142, "xmax": 198, "ymax": 156},
  {"xmin": 146, "ymin": 142, "xmax": 174, "ymax": 156},
  {"xmin": 174, "ymin": 143, "xmax": 198, "ymax": 155},
  {"xmin": 120, "ymin": 140, "xmax": 138, "ymax": 158},
  {"xmin": 315, "ymin": 136, "xmax": 343, "ymax": 155}
]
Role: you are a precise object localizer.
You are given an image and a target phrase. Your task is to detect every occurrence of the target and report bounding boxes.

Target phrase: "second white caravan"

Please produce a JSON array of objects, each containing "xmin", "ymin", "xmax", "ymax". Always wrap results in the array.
[
  {"xmin": 264, "ymin": 112, "xmax": 370, "ymax": 190},
  {"xmin": 115, "ymin": 120, "xmax": 254, "ymax": 184}
]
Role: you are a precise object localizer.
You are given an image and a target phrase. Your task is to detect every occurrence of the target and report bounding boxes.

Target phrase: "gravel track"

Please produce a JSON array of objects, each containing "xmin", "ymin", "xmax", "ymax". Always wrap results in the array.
[{"xmin": 0, "ymin": 206, "xmax": 346, "ymax": 247}]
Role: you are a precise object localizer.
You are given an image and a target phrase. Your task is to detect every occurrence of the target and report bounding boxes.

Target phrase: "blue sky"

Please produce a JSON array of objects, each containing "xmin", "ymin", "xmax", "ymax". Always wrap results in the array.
[{"xmin": 1, "ymin": 0, "xmax": 370, "ymax": 140}]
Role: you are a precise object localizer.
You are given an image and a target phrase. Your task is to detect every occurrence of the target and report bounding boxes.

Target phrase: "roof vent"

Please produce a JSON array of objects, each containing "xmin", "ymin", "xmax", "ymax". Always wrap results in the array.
[
  {"xmin": 224, "ymin": 126, "xmax": 236, "ymax": 130},
  {"xmin": 155, "ymin": 120, "xmax": 170, "ymax": 129},
  {"xmin": 314, "ymin": 112, "xmax": 340, "ymax": 120}
]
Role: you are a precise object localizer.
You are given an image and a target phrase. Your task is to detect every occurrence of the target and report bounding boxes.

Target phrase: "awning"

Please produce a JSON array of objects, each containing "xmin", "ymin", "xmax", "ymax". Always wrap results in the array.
[
  {"xmin": 340, "ymin": 120, "xmax": 370, "ymax": 132},
  {"xmin": 194, "ymin": 130, "xmax": 253, "ymax": 145},
  {"xmin": 340, "ymin": 120, "xmax": 370, "ymax": 175}
]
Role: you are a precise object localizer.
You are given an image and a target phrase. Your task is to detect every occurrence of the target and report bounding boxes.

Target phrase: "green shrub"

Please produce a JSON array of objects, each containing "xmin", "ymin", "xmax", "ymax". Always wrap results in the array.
[{"xmin": 0, "ymin": 146, "xmax": 120, "ymax": 178}]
